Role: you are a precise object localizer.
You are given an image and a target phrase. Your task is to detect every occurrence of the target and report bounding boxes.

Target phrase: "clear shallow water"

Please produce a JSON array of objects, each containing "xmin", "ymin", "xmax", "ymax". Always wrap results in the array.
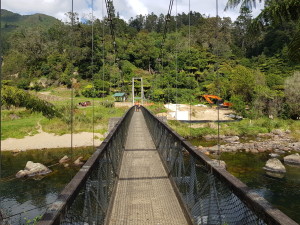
[
  {"xmin": 189, "ymin": 137, "xmax": 300, "ymax": 223},
  {"xmin": 1, "ymin": 145, "xmax": 299, "ymax": 224},
  {"xmin": 219, "ymin": 152, "xmax": 300, "ymax": 224},
  {"xmin": 0, "ymin": 147, "xmax": 94, "ymax": 224}
]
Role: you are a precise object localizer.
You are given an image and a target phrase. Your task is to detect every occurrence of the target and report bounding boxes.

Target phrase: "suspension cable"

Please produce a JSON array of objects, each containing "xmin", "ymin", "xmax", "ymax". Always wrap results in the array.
[
  {"xmin": 175, "ymin": 0, "xmax": 178, "ymax": 121},
  {"xmin": 0, "ymin": 0, "xmax": 2, "ymax": 205},
  {"xmin": 189, "ymin": 0, "xmax": 192, "ymax": 137},
  {"xmin": 102, "ymin": 0, "xmax": 105, "ymax": 97},
  {"xmin": 91, "ymin": 0, "xmax": 95, "ymax": 149},
  {"xmin": 104, "ymin": 0, "xmax": 118, "ymax": 63},
  {"xmin": 216, "ymin": 0, "xmax": 222, "ymax": 164},
  {"xmin": 159, "ymin": 0, "xmax": 174, "ymax": 62},
  {"xmin": 70, "ymin": 0, "xmax": 74, "ymax": 160},
  {"xmin": 160, "ymin": 0, "xmax": 174, "ymax": 105},
  {"xmin": 104, "ymin": 0, "xmax": 123, "ymax": 92}
]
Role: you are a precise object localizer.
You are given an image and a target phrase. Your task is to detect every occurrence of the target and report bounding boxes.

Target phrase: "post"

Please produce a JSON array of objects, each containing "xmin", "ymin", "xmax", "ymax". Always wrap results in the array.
[
  {"xmin": 132, "ymin": 77, "xmax": 135, "ymax": 106},
  {"xmin": 141, "ymin": 78, "xmax": 144, "ymax": 105}
]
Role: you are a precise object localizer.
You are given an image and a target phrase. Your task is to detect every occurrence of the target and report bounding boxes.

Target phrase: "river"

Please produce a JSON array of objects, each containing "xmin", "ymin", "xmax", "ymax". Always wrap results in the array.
[
  {"xmin": 189, "ymin": 138, "xmax": 300, "ymax": 224},
  {"xmin": 0, "ymin": 147, "xmax": 94, "ymax": 224},
  {"xmin": 1, "ymin": 145, "xmax": 300, "ymax": 224}
]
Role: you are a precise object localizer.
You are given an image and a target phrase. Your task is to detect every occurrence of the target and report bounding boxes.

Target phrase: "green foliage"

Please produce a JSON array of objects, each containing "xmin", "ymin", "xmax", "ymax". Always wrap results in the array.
[
  {"xmin": 81, "ymin": 85, "xmax": 97, "ymax": 98},
  {"xmin": 1, "ymin": 112, "xmax": 42, "ymax": 140},
  {"xmin": 2, "ymin": 86, "xmax": 61, "ymax": 118},
  {"xmin": 17, "ymin": 78, "xmax": 31, "ymax": 90},
  {"xmin": 147, "ymin": 103, "xmax": 167, "ymax": 114},
  {"xmin": 40, "ymin": 103, "xmax": 126, "ymax": 135},
  {"xmin": 230, "ymin": 95, "xmax": 247, "ymax": 116},
  {"xmin": 229, "ymin": 65, "xmax": 256, "ymax": 102},
  {"xmin": 24, "ymin": 215, "xmax": 42, "ymax": 225},
  {"xmin": 168, "ymin": 120, "xmax": 217, "ymax": 138},
  {"xmin": 2, "ymin": 7, "xmax": 300, "ymax": 120},
  {"xmin": 81, "ymin": 80, "xmax": 110, "ymax": 98},
  {"xmin": 100, "ymin": 99, "xmax": 114, "ymax": 108},
  {"xmin": 285, "ymin": 72, "xmax": 300, "ymax": 118}
]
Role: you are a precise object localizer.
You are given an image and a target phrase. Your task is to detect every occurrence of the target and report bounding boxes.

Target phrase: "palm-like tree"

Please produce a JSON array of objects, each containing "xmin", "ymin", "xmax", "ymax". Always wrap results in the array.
[
  {"xmin": 226, "ymin": 0, "xmax": 300, "ymax": 61},
  {"xmin": 225, "ymin": 0, "xmax": 265, "ymax": 10}
]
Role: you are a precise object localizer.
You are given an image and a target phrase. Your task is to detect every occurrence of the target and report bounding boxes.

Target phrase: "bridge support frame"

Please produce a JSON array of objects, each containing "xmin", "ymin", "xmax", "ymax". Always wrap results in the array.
[{"xmin": 132, "ymin": 77, "xmax": 144, "ymax": 105}]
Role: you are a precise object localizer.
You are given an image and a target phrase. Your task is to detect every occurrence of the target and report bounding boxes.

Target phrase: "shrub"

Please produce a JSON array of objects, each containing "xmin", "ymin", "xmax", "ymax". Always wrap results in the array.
[
  {"xmin": 2, "ymin": 85, "xmax": 61, "ymax": 118},
  {"xmin": 100, "ymin": 100, "xmax": 114, "ymax": 108}
]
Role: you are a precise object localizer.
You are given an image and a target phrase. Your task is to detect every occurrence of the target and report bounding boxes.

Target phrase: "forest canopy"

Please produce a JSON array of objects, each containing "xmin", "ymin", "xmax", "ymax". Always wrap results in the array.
[{"xmin": 0, "ymin": 1, "xmax": 300, "ymax": 119}]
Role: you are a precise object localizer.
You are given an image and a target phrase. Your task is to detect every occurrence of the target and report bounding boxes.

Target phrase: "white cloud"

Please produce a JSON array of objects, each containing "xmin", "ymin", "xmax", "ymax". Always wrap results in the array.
[
  {"xmin": 2, "ymin": 0, "xmax": 264, "ymax": 22},
  {"xmin": 127, "ymin": 0, "xmax": 148, "ymax": 15}
]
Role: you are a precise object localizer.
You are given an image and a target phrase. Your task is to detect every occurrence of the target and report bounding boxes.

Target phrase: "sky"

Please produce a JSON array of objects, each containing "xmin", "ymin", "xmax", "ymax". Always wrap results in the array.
[{"xmin": 2, "ymin": 0, "xmax": 265, "ymax": 22}]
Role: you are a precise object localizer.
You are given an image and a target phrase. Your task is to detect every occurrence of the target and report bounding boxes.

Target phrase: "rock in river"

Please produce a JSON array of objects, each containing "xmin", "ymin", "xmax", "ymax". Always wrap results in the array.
[
  {"xmin": 263, "ymin": 158, "xmax": 286, "ymax": 174},
  {"xmin": 16, "ymin": 161, "xmax": 52, "ymax": 178},
  {"xmin": 224, "ymin": 136, "xmax": 239, "ymax": 143},
  {"xmin": 269, "ymin": 153, "xmax": 280, "ymax": 158},
  {"xmin": 284, "ymin": 153, "xmax": 300, "ymax": 165}
]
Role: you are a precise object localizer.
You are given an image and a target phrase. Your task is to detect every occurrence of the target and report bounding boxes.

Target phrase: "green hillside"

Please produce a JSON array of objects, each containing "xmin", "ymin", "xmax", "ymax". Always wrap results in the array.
[
  {"xmin": 1, "ymin": 4, "xmax": 300, "ymax": 120},
  {"xmin": 1, "ymin": 9, "xmax": 61, "ymax": 31}
]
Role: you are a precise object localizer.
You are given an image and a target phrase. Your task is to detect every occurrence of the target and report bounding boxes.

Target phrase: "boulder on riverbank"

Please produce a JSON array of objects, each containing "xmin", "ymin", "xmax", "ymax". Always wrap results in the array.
[
  {"xmin": 202, "ymin": 139, "xmax": 300, "ymax": 154},
  {"xmin": 269, "ymin": 153, "xmax": 280, "ymax": 158},
  {"xmin": 16, "ymin": 161, "xmax": 52, "ymax": 178},
  {"xmin": 74, "ymin": 157, "xmax": 84, "ymax": 166},
  {"xmin": 199, "ymin": 128, "xmax": 300, "ymax": 154},
  {"xmin": 284, "ymin": 153, "xmax": 300, "ymax": 165},
  {"xmin": 211, "ymin": 160, "xmax": 227, "ymax": 169},
  {"xmin": 203, "ymin": 135, "xmax": 240, "ymax": 143},
  {"xmin": 263, "ymin": 158, "xmax": 286, "ymax": 176},
  {"xmin": 59, "ymin": 155, "xmax": 70, "ymax": 164}
]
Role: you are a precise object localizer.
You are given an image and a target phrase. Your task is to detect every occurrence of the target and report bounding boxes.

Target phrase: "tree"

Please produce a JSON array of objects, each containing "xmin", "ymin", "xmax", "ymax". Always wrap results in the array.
[
  {"xmin": 229, "ymin": 65, "xmax": 256, "ymax": 102},
  {"xmin": 226, "ymin": 0, "xmax": 300, "ymax": 61},
  {"xmin": 232, "ymin": 7, "xmax": 253, "ymax": 56},
  {"xmin": 285, "ymin": 72, "xmax": 300, "ymax": 118},
  {"xmin": 1, "ymin": 85, "xmax": 60, "ymax": 118}
]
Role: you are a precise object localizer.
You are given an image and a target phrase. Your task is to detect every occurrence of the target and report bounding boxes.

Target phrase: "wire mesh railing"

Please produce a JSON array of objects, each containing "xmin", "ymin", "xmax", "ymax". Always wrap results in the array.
[
  {"xmin": 141, "ymin": 106, "xmax": 298, "ymax": 225},
  {"xmin": 37, "ymin": 107, "xmax": 134, "ymax": 225}
]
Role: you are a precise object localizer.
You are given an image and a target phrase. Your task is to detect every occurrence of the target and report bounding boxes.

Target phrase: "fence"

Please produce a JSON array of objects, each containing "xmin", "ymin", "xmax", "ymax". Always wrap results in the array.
[
  {"xmin": 37, "ymin": 107, "xmax": 134, "ymax": 225},
  {"xmin": 142, "ymin": 106, "xmax": 298, "ymax": 225}
]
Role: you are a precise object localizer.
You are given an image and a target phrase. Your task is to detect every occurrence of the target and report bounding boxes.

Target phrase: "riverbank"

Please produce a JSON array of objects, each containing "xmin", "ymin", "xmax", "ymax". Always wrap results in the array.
[
  {"xmin": 1, "ymin": 130, "xmax": 103, "ymax": 151},
  {"xmin": 197, "ymin": 129, "xmax": 300, "ymax": 154}
]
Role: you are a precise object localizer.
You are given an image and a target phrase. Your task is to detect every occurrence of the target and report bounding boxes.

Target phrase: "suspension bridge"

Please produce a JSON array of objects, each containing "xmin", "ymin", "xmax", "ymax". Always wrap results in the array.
[
  {"xmin": 0, "ymin": 0, "xmax": 299, "ymax": 224},
  {"xmin": 34, "ymin": 106, "xmax": 297, "ymax": 225}
]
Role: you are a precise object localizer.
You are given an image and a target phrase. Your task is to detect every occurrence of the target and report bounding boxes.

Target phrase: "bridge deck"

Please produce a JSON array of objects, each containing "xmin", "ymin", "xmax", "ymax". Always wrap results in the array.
[{"xmin": 108, "ymin": 111, "xmax": 188, "ymax": 225}]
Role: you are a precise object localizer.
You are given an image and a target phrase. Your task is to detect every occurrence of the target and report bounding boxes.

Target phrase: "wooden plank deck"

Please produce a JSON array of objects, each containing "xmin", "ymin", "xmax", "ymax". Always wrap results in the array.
[{"xmin": 108, "ymin": 111, "xmax": 188, "ymax": 225}]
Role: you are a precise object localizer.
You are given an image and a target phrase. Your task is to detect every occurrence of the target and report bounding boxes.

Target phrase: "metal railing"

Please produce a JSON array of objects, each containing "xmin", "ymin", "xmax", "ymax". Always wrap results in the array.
[
  {"xmin": 37, "ymin": 107, "xmax": 134, "ymax": 225},
  {"xmin": 142, "ymin": 106, "xmax": 298, "ymax": 225}
]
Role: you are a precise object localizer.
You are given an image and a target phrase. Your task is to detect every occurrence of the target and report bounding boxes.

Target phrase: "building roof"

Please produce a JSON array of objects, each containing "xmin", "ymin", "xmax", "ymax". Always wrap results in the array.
[{"xmin": 113, "ymin": 92, "xmax": 126, "ymax": 97}]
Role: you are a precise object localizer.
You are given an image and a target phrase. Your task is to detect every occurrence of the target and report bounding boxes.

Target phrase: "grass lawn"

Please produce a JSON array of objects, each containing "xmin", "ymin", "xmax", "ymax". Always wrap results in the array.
[
  {"xmin": 1, "ymin": 112, "xmax": 43, "ymax": 140},
  {"xmin": 165, "ymin": 115, "xmax": 300, "ymax": 140},
  {"xmin": 1, "ymin": 89, "xmax": 128, "ymax": 140}
]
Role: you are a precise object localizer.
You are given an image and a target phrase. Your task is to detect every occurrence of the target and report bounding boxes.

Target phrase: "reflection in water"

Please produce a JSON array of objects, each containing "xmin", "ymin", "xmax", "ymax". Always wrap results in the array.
[
  {"xmin": 0, "ymin": 147, "xmax": 94, "ymax": 224},
  {"xmin": 219, "ymin": 152, "xmax": 300, "ymax": 224}
]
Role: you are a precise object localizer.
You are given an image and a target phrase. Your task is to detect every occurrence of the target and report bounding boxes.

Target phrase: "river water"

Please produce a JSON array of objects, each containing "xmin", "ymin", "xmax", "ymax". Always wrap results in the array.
[
  {"xmin": 189, "ymin": 138, "xmax": 300, "ymax": 224},
  {"xmin": 220, "ymin": 152, "xmax": 300, "ymax": 224},
  {"xmin": 1, "ymin": 145, "xmax": 300, "ymax": 224},
  {"xmin": 0, "ymin": 147, "xmax": 94, "ymax": 224}
]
